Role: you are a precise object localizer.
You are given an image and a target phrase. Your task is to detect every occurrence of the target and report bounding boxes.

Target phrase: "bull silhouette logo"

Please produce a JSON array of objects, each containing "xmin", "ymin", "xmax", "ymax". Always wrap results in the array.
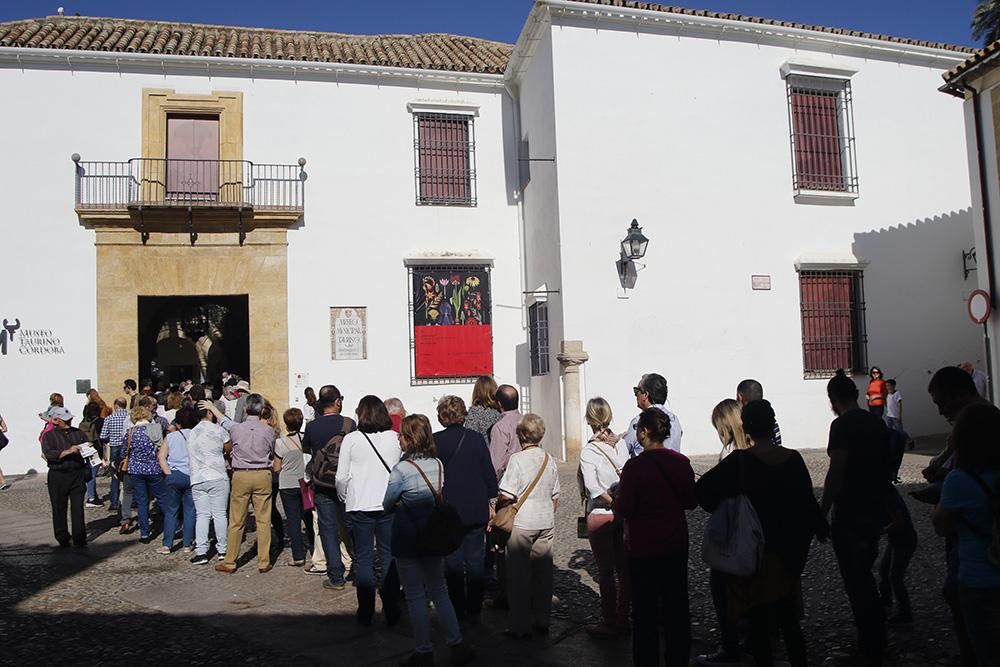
[{"xmin": 0, "ymin": 318, "xmax": 21, "ymax": 356}]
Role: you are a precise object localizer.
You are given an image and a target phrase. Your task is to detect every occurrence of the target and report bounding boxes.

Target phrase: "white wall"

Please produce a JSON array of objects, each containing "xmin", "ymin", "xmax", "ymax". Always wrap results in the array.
[
  {"xmin": 525, "ymin": 19, "xmax": 975, "ymax": 455},
  {"xmin": 0, "ymin": 63, "xmax": 521, "ymax": 474},
  {"xmin": 517, "ymin": 25, "xmax": 567, "ymax": 457}
]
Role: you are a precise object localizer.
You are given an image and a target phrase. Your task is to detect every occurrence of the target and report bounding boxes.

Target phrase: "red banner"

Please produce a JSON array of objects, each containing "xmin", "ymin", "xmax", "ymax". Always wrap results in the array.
[{"xmin": 414, "ymin": 324, "xmax": 493, "ymax": 378}]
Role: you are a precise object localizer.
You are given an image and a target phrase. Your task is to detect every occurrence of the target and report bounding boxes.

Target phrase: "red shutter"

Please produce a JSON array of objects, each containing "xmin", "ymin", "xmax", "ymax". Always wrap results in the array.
[
  {"xmin": 167, "ymin": 115, "xmax": 220, "ymax": 199},
  {"xmin": 418, "ymin": 115, "xmax": 469, "ymax": 203},
  {"xmin": 791, "ymin": 90, "xmax": 844, "ymax": 191},
  {"xmin": 800, "ymin": 273, "xmax": 856, "ymax": 372}
]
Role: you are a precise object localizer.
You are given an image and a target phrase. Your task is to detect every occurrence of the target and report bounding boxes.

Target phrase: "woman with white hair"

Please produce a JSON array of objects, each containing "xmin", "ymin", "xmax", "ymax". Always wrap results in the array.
[{"xmin": 496, "ymin": 413, "xmax": 561, "ymax": 638}]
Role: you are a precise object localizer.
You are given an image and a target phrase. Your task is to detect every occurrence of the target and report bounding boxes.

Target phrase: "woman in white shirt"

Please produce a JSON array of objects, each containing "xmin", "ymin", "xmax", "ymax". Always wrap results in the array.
[
  {"xmin": 496, "ymin": 413, "xmax": 560, "ymax": 638},
  {"xmin": 579, "ymin": 397, "xmax": 630, "ymax": 638},
  {"xmin": 335, "ymin": 395, "xmax": 403, "ymax": 626}
]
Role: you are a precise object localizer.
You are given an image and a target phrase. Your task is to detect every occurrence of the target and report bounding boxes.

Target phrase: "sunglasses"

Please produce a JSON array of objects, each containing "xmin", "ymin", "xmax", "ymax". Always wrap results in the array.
[{"xmin": 633, "ymin": 387, "xmax": 645, "ymax": 396}]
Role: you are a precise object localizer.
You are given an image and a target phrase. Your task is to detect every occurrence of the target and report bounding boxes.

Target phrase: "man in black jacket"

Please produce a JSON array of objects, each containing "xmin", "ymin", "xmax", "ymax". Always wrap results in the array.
[{"xmin": 41, "ymin": 407, "xmax": 90, "ymax": 547}]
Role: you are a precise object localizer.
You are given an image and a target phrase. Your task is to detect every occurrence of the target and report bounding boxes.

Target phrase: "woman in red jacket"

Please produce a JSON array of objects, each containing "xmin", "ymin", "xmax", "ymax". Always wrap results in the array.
[{"xmin": 867, "ymin": 366, "xmax": 888, "ymax": 419}]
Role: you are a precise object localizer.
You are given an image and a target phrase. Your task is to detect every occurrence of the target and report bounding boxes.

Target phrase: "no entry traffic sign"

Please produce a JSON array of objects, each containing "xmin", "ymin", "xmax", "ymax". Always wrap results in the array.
[{"xmin": 969, "ymin": 289, "xmax": 992, "ymax": 324}]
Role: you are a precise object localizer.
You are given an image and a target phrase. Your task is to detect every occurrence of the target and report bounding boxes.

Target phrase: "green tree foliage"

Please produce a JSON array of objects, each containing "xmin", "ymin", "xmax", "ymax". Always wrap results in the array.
[{"xmin": 973, "ymin": 0, "xmax": 1000, "ymax": 45}]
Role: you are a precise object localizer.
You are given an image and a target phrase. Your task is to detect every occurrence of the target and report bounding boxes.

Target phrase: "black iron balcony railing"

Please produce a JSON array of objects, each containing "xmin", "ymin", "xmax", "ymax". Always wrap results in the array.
[{"xmin": 73, "ymin": 157, "xmax": 306, "ymax": 211}]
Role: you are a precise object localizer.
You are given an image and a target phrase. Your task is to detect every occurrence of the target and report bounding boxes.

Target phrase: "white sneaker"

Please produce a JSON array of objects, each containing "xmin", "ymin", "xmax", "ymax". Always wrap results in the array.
[{"xmin": 156, "ymin": 546, "xmax": 171, "ymax": 555}]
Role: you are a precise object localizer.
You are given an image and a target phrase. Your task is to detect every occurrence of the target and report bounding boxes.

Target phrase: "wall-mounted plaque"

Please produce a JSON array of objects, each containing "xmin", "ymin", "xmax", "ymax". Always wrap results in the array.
[{"xmin": 330, "ymin": 307, "xmax": 367, "ymax": 360}]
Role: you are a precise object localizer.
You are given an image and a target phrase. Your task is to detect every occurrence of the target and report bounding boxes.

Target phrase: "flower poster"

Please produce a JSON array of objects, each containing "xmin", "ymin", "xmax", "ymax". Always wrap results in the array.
[{"xmin": 412, "ymin": 267, "xmax": 492, "ymax": 378}]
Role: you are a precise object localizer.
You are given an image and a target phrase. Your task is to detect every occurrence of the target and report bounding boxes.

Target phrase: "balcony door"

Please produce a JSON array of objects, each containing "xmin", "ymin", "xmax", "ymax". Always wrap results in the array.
[{"xmin": 166, "ymin": 114, "xmax": 220, "ymax": 201}]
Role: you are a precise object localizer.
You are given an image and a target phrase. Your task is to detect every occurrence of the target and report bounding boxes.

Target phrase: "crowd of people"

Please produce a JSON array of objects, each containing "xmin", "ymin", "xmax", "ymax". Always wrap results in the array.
[{"xmin": 18, "ymin": 362, "xmax": 1000, "ymax": 666}]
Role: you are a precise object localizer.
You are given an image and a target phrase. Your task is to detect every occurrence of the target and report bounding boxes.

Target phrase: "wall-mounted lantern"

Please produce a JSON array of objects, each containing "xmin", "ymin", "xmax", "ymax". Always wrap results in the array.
[
  {"xmin": 617, "ymin": 219, "xmax": 648, "ymax": 290},
  {"xmin": 621, "ymin": 219, "xmax": 649, "ymax": 260}
]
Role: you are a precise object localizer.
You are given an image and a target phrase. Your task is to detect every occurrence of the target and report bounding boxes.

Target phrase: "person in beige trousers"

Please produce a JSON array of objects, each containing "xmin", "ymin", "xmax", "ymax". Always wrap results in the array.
[
  {"xmin": 496, "ymin": 413, "xmax": 561, "ymax": 638},
  {"xmin": 215, "ymin": 394, "xmax": 276, "ymax": 574}
]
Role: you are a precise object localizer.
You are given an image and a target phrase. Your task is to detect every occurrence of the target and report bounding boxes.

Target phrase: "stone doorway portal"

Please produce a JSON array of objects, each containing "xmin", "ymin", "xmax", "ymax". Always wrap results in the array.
[{"xmin": 137, "ymin": 295, "xmax": 249, "ymax": 388}]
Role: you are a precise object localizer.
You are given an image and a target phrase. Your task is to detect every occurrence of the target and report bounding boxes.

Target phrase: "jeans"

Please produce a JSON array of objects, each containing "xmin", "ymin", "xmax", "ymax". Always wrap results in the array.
[
  {"xmin": 349, "ymin": 510, "xmax": 400, "ymax": 623},
  {"xmin": 279, "ymin": 488, "xmax": 308, "ymax": 561},
  {"xmin": 506, "ymin": 526, "xmax": 554, "ymax": 635},
  {"xmin": 832, "ymin": 518, "xmax": 887, "ymax": 659},
  {"xmin": 960, "ymin": 586, "xmax": 1000, "ymax": 667},
  {"xmin": 131, "ymin": 472, "xmax": 167, "ymax": 539},
  {"xmin": 85, "ymin": 464, "xmax": 101, "ymax": 501},
  {"xmin": 587, "ymin": 513, "xmax": 630, "ymax": 628},
  {"xmin": 445, "ymin": 526, "xmax": 487, "ymax": 619},
  {"xmin": 314, "ymin": 490, "xmax": 347, "ymax": 584},
  {"xmin": 869, "ymin": 404, "xmax": 885, "ymax": 419},
  {"xmin": 162, "ymin": 470, "xmax": 195, "ymax": 548},
  {"xmin": 396, "ymin": 556, "xmax": 463, "ymax": 655},
  {"xmin": 47, "ymin": 468, "xmax": 87, "ymax": 546},
  {"xmin": 629, "ymin": 552, "xmax": 690, "ymax": 667},
  {"xmin": 878, "ymin": 535, "xmax": 917, "ymax": 616},
  {"xmin": 192, "ymin": 478, "xmax": 229, "ymax": 557}
]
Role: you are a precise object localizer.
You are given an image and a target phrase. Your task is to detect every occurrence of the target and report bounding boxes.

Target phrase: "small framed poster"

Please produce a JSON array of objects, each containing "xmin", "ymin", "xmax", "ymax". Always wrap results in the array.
[{"xmin": 751, "ymin": 275, "xmax": 772, "ymax": 291}]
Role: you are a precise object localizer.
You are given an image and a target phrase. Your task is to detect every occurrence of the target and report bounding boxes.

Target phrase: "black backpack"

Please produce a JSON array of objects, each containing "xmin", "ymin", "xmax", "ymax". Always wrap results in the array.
[
  {"xmin": 405, "ymin": 459, "xmax": 465, "ymax": 557},
  {"xmin": 308, "ymin": 416, "xmax": 355, "ymax": 492}
]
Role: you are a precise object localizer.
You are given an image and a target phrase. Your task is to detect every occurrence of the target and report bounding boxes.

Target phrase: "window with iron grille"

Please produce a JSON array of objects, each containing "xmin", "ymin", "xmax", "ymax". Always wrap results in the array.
[
  {"xmin": 786, "ymin": 77, "xmax": 858, "ymax": 195},
  {"xmin": 798, "ymin": 270, "xmax": 867, "ymax": 376},
  {"xmin": 413, "ymin": 113, "xmax": 476, "ymax": 206},
  {"xmin": 528, "ymin": 301, "xmax": 549, "ymax": 376}
]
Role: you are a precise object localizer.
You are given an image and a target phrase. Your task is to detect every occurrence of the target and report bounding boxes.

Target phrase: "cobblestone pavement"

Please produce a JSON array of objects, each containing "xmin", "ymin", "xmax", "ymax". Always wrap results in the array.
[{"xmin": 0, "ymin": 440, "xmax": 959, "ymax": 667}]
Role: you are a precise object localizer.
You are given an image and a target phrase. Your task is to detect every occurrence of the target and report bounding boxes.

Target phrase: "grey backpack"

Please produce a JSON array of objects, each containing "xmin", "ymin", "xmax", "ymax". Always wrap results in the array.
[{"xmin": 701, "ymin": 456, "xmax": 765, "ymax": 576}]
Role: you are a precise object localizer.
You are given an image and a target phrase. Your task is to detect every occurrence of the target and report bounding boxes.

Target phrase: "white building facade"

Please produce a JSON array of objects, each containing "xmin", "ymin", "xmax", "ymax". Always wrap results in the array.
[{"xmin": 0, "ymin": 0, "xmax": 983, "ymax": 474}]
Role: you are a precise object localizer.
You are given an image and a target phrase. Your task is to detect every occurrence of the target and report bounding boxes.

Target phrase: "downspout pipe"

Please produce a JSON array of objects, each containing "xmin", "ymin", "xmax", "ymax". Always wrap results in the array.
[
  {"xmin": 964, "ymin": 81, "xmax": 997, "ymax": 402},
  {"xmin": 964, "ymin": 82, "xmax": 998, "ymax": 305}
]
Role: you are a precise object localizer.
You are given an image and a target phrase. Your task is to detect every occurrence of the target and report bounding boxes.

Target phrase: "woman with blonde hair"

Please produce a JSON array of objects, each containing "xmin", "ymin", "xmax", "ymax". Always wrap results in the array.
[
  {"xmin": 697, "ymin": 398, "xmax": 753, "ymax": 665},
  {"xmin": 464, "ymin": 375, "xmax": 501, "ymax": 440},
  {"xmin": 712, "ymin": 398, "xmax": 750, "ymax": 460},
  {"xmin": 125, "ymin": 404, "xmax": 168, "ymax": 544},
  {"xmin": 497, "ymin": 413, "xmax": 561, "ymax": 638},
  {"xmin": 580, "ymin": 397, "xmax": 630, "ymax": 638}
]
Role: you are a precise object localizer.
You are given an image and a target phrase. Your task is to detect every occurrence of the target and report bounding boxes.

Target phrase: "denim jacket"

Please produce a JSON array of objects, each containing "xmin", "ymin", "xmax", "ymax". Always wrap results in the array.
[{"xmin": 383, "ymin": 454, "xmax": 443, "ymax": 558}]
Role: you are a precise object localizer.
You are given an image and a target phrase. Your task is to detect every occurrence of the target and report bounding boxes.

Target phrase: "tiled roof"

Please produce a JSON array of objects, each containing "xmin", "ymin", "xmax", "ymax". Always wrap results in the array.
[
  {"xmin": 565, "ymin": 0, "xmax": 976, "ymax": 54},
  {"xmin": 0, "ymin": 16, "xmax": 512, "ymax": 74},
  {"xmin": 941, "ymin": 40, "xmax": 1000, "ymax": 87}
]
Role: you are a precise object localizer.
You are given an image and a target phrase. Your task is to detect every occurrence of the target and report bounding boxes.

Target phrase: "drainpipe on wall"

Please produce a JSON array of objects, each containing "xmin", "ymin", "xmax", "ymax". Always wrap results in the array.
[{"xmin": 964, "ymin": 82, "xmax": 997, "ymax": 403}]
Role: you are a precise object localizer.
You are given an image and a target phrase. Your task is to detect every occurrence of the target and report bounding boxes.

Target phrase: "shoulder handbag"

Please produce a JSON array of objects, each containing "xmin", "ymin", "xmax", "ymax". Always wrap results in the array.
[
  {"xmin": 405, "ymin": 459, "xmax": 465, "ymax": 556},
  {"xmin": 493, "ymin": 452, "xmax": 550, "ymax": 544},
  {"xmin": 0, "ymin": 430, "xmax": 8, "ymax": 451},
  {"xmin": 289, "ymin": 432, "xmax": 316, "ymax": 511},
  {"xmin": 700, "ymin": 451, "xmax": 765, "ymax": 577},
  {"xmin": 361, "ymin": 432, "xmax": 393, "ymax": 473},
  {"xmin": 115, "ymin": 429, "xmax": 135, "ymax": 479}
]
